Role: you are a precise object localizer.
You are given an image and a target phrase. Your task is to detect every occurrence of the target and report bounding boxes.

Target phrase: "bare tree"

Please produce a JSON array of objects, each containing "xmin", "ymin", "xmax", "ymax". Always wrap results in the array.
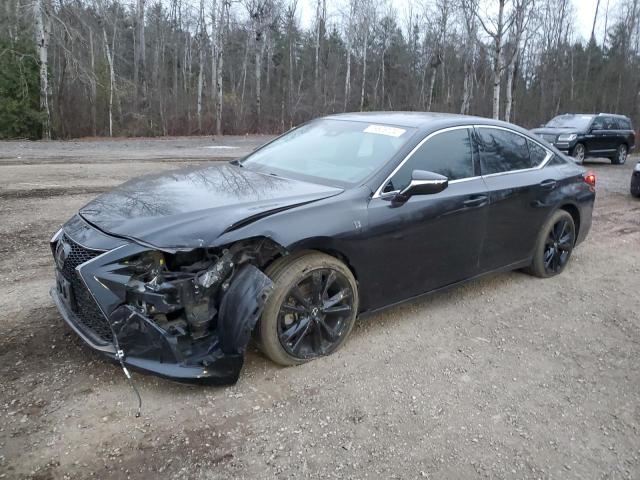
[
  {"xmin": 284, "ymin": 0, "xmax": 298, "ymax": 125},
  {"xmin": 358, "ymin": 0, "xmax": 375, "ymax": 111},
  {"xmin": 34, "ymin": 0, "xmax": 52, "ymax": 138},
  {"xmin": 314, "ymin": 0, "xmax": 326, "ymax": 105},
  {"xmin": 425, "ymin": 0, "xmax": 449, "ymax": 112},
  {"xmin": 343, "ymin": 0, "xmax": 356, "ymax": 112},
  {"xmin": 504, "ymin": 0, "xmax": 533, "ymax": 122},
  {"xmin": 460, "ymin": 0, "xmax": 478, "ymax": 114},
  {"xmin": 196, "ymin": 0, "xmax": 206, "ymax": 132},
  {"xmin": 246, "ymin": 0, "xmax": 271, "ymax": 130},
  {"xmin": 102, "ymin": 24, "xmax": 116, "ymax": 136},
  {"xmin": 476, "ymin": 0, "xmax": 512, "ymax": 119},
  {"xmin": 213, "ymin": 0, "xmax": 230, "ymax": 135},
  {"xmin": 136, "ymin": 0, "xmax": 147, "ymax": 109},
  {"xmin": 4, "ymin": 0, "xmax": 640, "ymax": 139}
]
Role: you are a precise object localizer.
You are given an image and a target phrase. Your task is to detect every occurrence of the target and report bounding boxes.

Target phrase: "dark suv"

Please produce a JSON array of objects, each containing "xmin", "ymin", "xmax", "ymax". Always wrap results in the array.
[{"xmin": 532, "ymin": 113, "xmax": 635, "ymax": 165}]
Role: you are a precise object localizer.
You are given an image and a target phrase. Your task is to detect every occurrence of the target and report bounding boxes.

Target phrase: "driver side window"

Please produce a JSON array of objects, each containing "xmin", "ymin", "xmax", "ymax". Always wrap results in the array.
[{"xmin": 384, "ymin": 128, "xmax": 474, "ymax": 192}]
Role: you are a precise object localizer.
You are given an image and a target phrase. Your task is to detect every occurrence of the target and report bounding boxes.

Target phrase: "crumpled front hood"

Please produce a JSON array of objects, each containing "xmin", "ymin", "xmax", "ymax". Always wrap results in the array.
[{"xmin": 79, "ymin": 163, "xmax": 343, "ymax": 248}]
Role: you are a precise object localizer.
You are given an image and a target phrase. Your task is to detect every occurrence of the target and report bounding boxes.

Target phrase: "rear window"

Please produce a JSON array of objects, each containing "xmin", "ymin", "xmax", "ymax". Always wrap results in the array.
[
  {"xmin": 617, "ymin": 118, "xmax": 632, "ymax": 130},
  {"xmin": 528, "ymin": 140, "xmax": 548, "ymax": 166},
  {"xmin": 547, "ymin": 155, "xmax": 570, "ymax": 166},
  {"xmin": 476, "ymin": 128, "xmax": 532, "ymax": 174}
]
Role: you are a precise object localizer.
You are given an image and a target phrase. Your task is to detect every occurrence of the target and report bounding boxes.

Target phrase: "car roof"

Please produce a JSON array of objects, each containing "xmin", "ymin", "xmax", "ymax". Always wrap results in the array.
[
  {"xmin": 323, "ymin": 111, "xmax": 521, "ymax": 132},
  {"xmin": 597, "ymin": 113, "xmax": 631, "ymax": 119},
  {"xmin": 556, "ymin": 112, "xmax": 630, "ymax": 120}
]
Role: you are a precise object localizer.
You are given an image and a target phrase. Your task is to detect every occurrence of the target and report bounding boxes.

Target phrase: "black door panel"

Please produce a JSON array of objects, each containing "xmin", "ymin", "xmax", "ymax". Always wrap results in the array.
[
  {"xmin": 480, "ymin": 170, "xmax": 558, "ymax": 270},
  {"xmin": 365, "ymin": 179, "xmax": 488, "ymax": 307},
  {"xmin": 364, "ymin": 127, "xmax": 486, "ymax": 308},
  {"xmin": 474, "ymin": 126, "xmax": 559, "ymax": 270}
]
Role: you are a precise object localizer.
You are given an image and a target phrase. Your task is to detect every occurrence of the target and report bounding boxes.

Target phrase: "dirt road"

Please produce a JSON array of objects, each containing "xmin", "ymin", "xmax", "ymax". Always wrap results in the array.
[{"xmin": 1, "ymin": 137, "xmax": 639, "ymax": 479}]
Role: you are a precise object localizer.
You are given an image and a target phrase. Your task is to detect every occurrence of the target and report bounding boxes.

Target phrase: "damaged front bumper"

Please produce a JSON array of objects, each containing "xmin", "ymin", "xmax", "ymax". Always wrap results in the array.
[{"xmin": 50, "ymin": 218, "xmax": 274, "ymax": 385}]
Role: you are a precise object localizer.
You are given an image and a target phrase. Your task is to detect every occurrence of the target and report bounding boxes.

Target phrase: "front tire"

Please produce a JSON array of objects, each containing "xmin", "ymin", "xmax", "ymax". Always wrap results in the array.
[
  {"xmin": 611, "ymin": 144, "xmax": 628, "ymax": 165},
  {"xmin": 571, "ymin": 143, "xmax": 586, "ymax": 164},
  {"xmin": 526, "ymin": 210, "xmax": 576, "ymax": 278},
  {"xmin": 258, "ymin": 252, "xmax": 359, "ymax": 366}
]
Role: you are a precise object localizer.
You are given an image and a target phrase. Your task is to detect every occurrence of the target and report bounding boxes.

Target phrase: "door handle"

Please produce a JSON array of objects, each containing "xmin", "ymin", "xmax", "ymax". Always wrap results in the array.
[
  {"xmin": 540, "ymin": 179, "xmax": 557, "ymax": 190},
  {"xmin": 463, "ymin": 195, "xmax": 488, "ymax": 207}
]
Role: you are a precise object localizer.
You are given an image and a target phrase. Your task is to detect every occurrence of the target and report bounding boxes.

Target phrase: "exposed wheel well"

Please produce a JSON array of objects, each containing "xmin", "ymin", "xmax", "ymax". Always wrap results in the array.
[
  {"xmin": 312, "ymin": 248, "xmax": 359, "ymax": 282},
  {"xmin": 276, "ymin": 245, "xmax": 359, "ymax": 284},
  {"xmin": 559, "ymin": 204, "xmax": 580, "ymax": 239}
]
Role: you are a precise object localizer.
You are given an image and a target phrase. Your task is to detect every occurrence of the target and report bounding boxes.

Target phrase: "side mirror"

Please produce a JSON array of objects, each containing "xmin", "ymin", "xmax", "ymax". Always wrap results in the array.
[{"xmin": 394, "ymin": 170, "xmax": 448, "ymax": 203}]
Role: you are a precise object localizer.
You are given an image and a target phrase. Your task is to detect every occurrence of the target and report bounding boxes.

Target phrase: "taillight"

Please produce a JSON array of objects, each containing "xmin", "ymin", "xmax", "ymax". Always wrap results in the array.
[{"xmin": 583, "ymin": 172, "xmax": 596, "ymax": 189}]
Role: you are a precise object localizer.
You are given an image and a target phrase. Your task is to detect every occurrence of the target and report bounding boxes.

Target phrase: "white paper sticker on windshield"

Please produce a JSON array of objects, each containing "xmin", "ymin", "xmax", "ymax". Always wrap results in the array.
[{"xmin": 363, "ymin": 125, "xmax": 406, "ymax": 137}]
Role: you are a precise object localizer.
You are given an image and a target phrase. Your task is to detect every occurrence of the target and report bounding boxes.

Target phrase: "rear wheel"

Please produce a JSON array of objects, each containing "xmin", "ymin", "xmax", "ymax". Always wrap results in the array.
[
  {"xmin": 526, "ymin": 210, "xmax": 576, "ymax": 278},
  {"xmin": 257, "ymin": 252, "xmax": 358, "ymax": 366},
  {"xmin": 611, "ymin": 144, "xmax": 628, "ymax": 165},
  {"xmin": 571, "ymin": 143, "xmax": 586, "ymax": 164},
  {"xmin": 631, "ymin": 176, "xmax": 640, "ymax": 198}
]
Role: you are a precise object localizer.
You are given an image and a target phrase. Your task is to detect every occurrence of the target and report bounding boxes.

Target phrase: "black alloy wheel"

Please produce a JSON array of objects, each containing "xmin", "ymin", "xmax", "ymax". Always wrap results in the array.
[
  {"xmin": 542, "ymin": 217, "xmax": 575, "ymax": 275},
  {"xmin": 526, "ymin": 209, "xmax": 576, "ymax": 278},
  {"xmin": 257, "ymin": 252, "xmax": 359, "ymax": 366},
  {"xmin": 277, "ymin": 268, "xmax": 354, "ymax": 359}
]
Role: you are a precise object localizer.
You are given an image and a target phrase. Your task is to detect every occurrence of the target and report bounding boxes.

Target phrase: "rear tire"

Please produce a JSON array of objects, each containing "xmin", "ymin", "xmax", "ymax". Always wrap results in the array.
[
  {"xmin": 257, "ymin": 252, "xmax": 358, "ymax": 366},
  {"xmin": 525, "ymin": 210, "xmax": 576, "ymax": 278},
  {"xmin": 611, "ymin": 144, "xmax": 628, "ymax": 165}
]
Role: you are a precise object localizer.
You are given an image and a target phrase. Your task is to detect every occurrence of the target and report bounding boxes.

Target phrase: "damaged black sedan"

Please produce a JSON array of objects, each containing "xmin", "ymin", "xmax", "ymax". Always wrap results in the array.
[{"xmin": 51, "ymin": 112, "xmax": 595, "ymax": 384}]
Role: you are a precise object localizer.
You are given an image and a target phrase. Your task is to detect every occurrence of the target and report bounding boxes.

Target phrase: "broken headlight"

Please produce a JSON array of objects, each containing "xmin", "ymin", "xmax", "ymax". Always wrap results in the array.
[{"xmin": 123, "ymin": 249, "xmax": 235, "ymax": 340}]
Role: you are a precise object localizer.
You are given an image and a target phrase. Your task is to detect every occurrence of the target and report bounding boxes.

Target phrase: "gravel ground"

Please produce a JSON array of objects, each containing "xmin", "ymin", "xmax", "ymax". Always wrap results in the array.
[{"xmin": 0, "ymin": 137, "xmax": 639, "ymax": 479}]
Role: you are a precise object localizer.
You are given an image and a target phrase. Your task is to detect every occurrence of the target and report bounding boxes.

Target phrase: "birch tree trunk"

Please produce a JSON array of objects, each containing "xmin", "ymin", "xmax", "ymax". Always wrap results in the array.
[
  {"xmin": 460, "ymin": 0, "xmax": 477, "ymax": 114},
  {"xmin": 314, "ymin": 0, "xmax": 326, "ymax": 101},
  {"xmin": 88, "ymin": 28, "xmax": 97, "ymax": 136},
  {"xmin": 287, "ymin": 4, "xmax": 296, "ymax": 126},
  {"xmin": 196, "ymin": 0, "xmax": 205, "ymax": 132},
  {"xmin": 359, "ymin": 21, "xmax": 368, "ymax": 112},
  {"xmin": 210, "ymin": 0, "xmax": 218, "ymax": 118},
  {"xmin": 197, "ymin": 44, "xmax": 204, "ymax": 132},
  {"xmin": 359, "ymin": 43, "xmax": 367, "ymax": 111},
  {"xmin": 344, "ymin": 47, "xmax": 351, "ymax": 111},
  {"xmin": 504, "ymin": 0, "xmax": 531, "ymax": 122},
  {"xmin": 343, "ymin": 0, "xmax": 355, "ymax": 112},
  {"xmin": 426, "ymin": 65, "xmax": 437, "ymax": 111},
  {"xmin": 216, "ymin": 1, "xmax": 229, "ymax": 135},
  {"xmin": 427, "ymin": 1, "xmax": 448, "ymax": 112},
  {"xmin": 255, "ymin": 35, "xmax": 265, "ymax": 129},
  {"xmin": 34, "ymin": 0, "xmax": 51, "ymax": 139},
  {"xmin": 103, "ymin": 26, "xmax": 116, "ymax": 137},
  {"xmin": 239, "ymin": 31, "xmax": 249, "ymax": 124},
  {"xmin": 504, "ymin": 57, "xmax": 518, "ymax": 122},
  {"xmin": 492, "ymin": 0, "xmax": 506, "ymax": 120},
  {"xmin": 473, "ymin": 0, "xmax": 509, "ymax": 118},
  {"xmin": 137, "ymin": 0, "xmax": 147, "ymax": 110}
]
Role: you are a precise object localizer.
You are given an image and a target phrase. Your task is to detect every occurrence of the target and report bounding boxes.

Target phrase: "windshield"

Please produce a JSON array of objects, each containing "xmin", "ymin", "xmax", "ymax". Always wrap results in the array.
[
  {"xmin": 545, "ymin": 114, "xmax": 594, "ymax": 130},
  {"xmin": 241, "ymin": 119, "xmax": 416, "ymax": 185}
]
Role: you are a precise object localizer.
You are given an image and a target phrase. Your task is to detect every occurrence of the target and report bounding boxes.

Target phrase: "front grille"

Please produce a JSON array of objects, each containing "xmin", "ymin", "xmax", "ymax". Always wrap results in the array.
[
  {"xmin": 541, "ymin": 134, "xmax": 557, "ymax": 143},
  {"xmin": 57, "ymin": 234, "xmax": 114, "ymax": 343}
]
